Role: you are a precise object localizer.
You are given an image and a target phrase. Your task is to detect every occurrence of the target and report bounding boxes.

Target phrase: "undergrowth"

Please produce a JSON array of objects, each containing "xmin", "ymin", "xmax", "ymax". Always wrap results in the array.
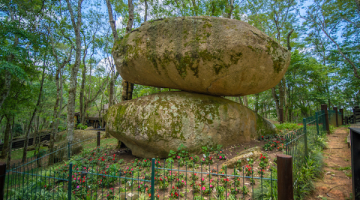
[
  {"xmin": 275, "ymin": 123, "xmax": 303, "ymax": 132},
  {"xmin": 255, "ymin": 127, "xmax": 327, "ymax": 200}
]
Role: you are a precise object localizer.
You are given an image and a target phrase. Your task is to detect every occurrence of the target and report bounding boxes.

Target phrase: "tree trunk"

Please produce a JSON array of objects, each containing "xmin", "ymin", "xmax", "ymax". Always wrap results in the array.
[
  {"xmin": 0, "ymin": 71, "xmax": 12, "ymax": 110},
  {"xmin": 106, "ymin": 0, "xmax": 119, "ymax": 41},
  {"xmin": 6, "ymin": 116, "xmax": 14, "ymax": 167},
  {"xmin": 227, "ymin": 0, "xmax": 234, "ymax": 18},
  {"xmin": 238, "ymin": 96, "xmax": 243, "ymax": 105},
  {"xmin": 66, "ymin": 0, "xmax": 84, "ymax": 144},
  {"xmin": 144, "ymin": 0, "xmax": 148, "ymax": 21},
  {"xmin": 22, "ymin": 65, "xmax": 46, "ymax": 163},
  {"xmin": 254, "ymin": 93, "xmax": 259, "ymax": 113},
  {"xmin": 49, "ymin": 68, "xmax": 61, "ymax": 165},
  {"xmin": 279, "ymin": 78, "xmax": 286, "ymax": 121},
  {"xmin": 35, "ymin": 115, "xmax": 42, "ymax": 167},
  {"xmin": 243, "ymin": 96, "xmax": 248, "ymax": 107},
  {"xmin": 191, "ymin": 0, "xmax": 197, "ymax": 16},
  {"xmin": 120, "ymin": 0, "xmax": 135, "ymax": 102},
  {"xmin": 271, "ymin": 87, "xmax": 280, "ymax": 120},
  {"xmin": 80, "ymin": 43, "xmax": 88, "ymax": 125},
  {"xmin": 47, "ymin": 25, "xmax": 72, "ymax": 164},
  {"xmin": 264, "ymin": 105, "xmax": 267, "ymax": 119},
  {"xmin": 1, "ymin": 116, "xmax": 11, "ymax": 159}
]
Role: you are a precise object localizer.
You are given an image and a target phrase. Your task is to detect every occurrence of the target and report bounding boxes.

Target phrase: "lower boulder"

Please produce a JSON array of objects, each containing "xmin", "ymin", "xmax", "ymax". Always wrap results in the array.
[{"xmin": 105, "ymin": 91, "xmax": 275, "ymax": 158}]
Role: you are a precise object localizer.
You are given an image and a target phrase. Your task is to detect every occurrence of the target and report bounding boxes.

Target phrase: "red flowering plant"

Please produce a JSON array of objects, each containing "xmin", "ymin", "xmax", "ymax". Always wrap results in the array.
[
  {"xmin": 233, "ymin": 178, "xmax": 241, "ymax": 187},
  {"xmin": 191, "ymin": 173, "xmax": 199, "ymax": 181},
  {"xmin": 245, "ymin": 165, "xmax": 253, "ymax": 176},
  {"xmin": 221, "ymin": 178, "xmax": 230, "ymax": 186},
  {"xmin": 231, "ymin": 187, "xmax": 241, "ymax": 194},
  {"xmin": 175, "ymin": 178, "xmax": 186, "ymax": 188},
  {"xmin": 158, "ymin": 178, "xmax": 169, "ymax": 190},
  {"xmin": 277, "ymin": 143, "xmax": 285, "ymax": 151},
  {"xmin": 140, "ymin": 158, "xmax": 151, "ymax": 167},
  {"xmin": 201, "ymin": 185, "xmax": 212, "ymax": 195},
  {"xmin": 137, "ymin": 182, "xmax": 149, "ymax": 192},
  {"xmin": 169, "ymin": 186, "xmax": 180, "ymax": 199},
  {"xmin": 200, "ymin": 177, "xmax": 206, "ymax": 185},
  {"xmin": 200, "ymin": 146, "xmax": 213, "ymax": 165},
  {"xmin": 191, "ymin": 183, "xmax": 201, "ymax": 193},
  {"xmin": 263, "ymin": 139, "xmax": 285, "ymax": 151},
  {"xmin": 106, "ymin": 188, "xmax": 115, "ymax": 200},
  {"xmin": 149, "ymin": 193, "xmax": 160, "ymax": 200}
]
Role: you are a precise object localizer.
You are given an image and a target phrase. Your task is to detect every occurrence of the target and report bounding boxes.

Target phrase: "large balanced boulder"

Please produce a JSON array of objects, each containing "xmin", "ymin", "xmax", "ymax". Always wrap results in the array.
[
  {"xmin": 105, "ymin": 92, "xmax": 275, "ymax": 158},
  {"xmin": 113, "ymin": 16, "xmax": 290, "ymax": 96}
]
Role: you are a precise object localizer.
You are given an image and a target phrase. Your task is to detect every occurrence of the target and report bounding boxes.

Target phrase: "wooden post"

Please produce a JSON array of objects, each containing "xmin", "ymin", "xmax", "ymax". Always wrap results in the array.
[
  {"xmin": 350, "ymin": 128, "xmax": 360, "ymax": 199},
  {"xmin": 340, "ymin": 109, "xmax": 344, "ymax": 126},
  {"xmin": 354, "ymin": 106, "xmax": 360, "ymax": 124},
  {"xmin": 277, "ymin": 154, "xmax": 293, "ymax": 200},
  {"xmin": 334, "ymin": 107, "xmax": 338, "ymax": 127},
  {"xmin": 279, "ymin": 107, "xmax": 284, "ymax": 124},
  {"xmin": 321, "ymin": 104, "xmax": 330, "ymax": 134},
  {"xmin": 0, "ymin": 162, "xmax": 6, "ymax": 200},
  {"xmin": 303, "ymin": 118, "xmax": 308, "ymax": 159},
  {"xmin": 97, "ymin": 131, "xmax": 100, "ymax": 147}
]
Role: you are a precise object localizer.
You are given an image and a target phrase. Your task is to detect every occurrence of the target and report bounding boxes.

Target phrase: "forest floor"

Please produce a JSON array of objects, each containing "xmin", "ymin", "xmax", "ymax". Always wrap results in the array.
[{"xmin": 308, "ymin": 126, "xmax": 352, "ymax": 200}]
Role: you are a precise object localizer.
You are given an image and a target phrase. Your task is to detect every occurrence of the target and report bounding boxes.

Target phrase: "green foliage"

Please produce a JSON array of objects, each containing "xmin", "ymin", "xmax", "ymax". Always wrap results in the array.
[
  {"xmin": 76, "ymin": 123, "xmax": 88, "ymax": 130},
  {"xmin": 329, "ymin": 125, "xmax": 336, "ymax": 134},
  {"xmin": 275, "ymin": 123, "xmax": 303, "ymax": 131}
]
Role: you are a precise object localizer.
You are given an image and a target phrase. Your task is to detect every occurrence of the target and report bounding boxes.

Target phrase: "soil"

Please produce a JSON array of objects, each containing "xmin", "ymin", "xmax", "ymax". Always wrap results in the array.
[{"xmin": 308, "ymin": 127, "xmax": 352, "ymax": 200}]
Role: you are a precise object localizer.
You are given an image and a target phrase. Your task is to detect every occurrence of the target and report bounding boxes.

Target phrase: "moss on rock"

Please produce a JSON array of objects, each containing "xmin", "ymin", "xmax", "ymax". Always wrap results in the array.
[{"xmin": 105, "ymin": 91, "xmax": 276, "ymax": 158}]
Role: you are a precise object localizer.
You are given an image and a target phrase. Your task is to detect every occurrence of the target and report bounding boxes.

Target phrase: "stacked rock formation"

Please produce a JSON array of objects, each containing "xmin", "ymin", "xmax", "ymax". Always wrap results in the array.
[{"xmin": 105, "ymin": 16, "xmax": 291, "ymax": 158}]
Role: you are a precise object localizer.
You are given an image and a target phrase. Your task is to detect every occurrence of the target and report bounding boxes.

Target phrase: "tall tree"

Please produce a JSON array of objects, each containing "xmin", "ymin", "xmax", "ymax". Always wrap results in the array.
[
  {"xmin": 121, "ymin": 0, "xmax": 135, "ymax": 101},
  {"xmin": 22, "ymin": 62, "xmax": 46, "ymax": 162},
  {"xmin": 65, "ymin": 0, "xmax": 84, "ymax": 143}
]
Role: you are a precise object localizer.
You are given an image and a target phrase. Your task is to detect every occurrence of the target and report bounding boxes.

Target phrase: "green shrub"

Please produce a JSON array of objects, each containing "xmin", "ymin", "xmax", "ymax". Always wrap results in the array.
[
  {"xmin": 58, "ymin": 125, "xmax": 66, "ymax": 131},
  {"xmin": 275, "ymin": 123, "xmax": 303, "ymax": 131},
  {"xmin": 76, "ymin": 123, "xmax": 87, "ymax": 130},
  {"xmin": 329, "ymin": 125, "xmax": 336, "ymax": 134}
]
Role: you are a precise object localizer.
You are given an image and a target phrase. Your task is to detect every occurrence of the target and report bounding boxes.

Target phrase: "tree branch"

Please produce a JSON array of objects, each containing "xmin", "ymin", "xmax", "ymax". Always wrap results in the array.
[{"xmin": 287, "ymin": 29, "xmax": 294, "ymax": 51}]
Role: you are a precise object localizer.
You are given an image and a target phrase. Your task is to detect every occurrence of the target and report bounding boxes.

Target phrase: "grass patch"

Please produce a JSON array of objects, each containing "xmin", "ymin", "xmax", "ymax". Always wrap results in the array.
[{"xmin": 331, "ymin": 166, "xmax": 351, "ymax": 171}]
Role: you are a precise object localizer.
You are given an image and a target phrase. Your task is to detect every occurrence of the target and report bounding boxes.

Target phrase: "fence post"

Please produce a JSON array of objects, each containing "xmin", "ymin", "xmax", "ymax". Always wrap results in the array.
[
  {"xmin": 340, "ymin": 109, "xmax": 343, "ymax": 126},
  {"xmin": 315, "ymin": 112, "xmax": 319, "ymax": 135},
  {"xmin": 97, "ymin": 131, "xmax": 100, "ymax": 147},
  {"xmin": 68, "ymin": 163, "xmax": 73, "ymax": 199},
  {"xmin": 303, "ymin": 118, "xmax": 308, "ymax": 159},
  {"xmin": 334, "ymin": 107, "xmax": 338, "ymax": 127},
  {"xmin": 350, "ymin": 128, "xmax": 360, "ymax": 199},
  {"xmin": 321, "ymin": 104, "xmax": 330, "ymax": 134},
  {"xmin": 279, "ymin": 107, "xmax": 284, "ymax": 124},
  {"xmin": 151, "ymin": 158, "xmax": 155, "ymax": 200},
  {"xmin": 67, "ymin": 142, "xmax": 71, "ymax": 159},
  {"xmin": 277, "ymin": 154, "xmax": 293, "ymax": 200},
  {"xmin": 0, "ymin": 162, "xmax": 6, "ymax": 200}
]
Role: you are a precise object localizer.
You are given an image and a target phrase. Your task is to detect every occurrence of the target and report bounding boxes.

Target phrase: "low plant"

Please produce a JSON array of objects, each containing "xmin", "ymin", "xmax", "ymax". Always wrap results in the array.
[{"xmin": 76, "ymin": 123, "xmax": 88, "ymax": 130}]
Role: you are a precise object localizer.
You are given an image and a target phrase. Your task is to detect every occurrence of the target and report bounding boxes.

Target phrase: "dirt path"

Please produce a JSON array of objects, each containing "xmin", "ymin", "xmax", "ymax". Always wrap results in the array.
[{"xmin": 308, "ymin": 127, "xmax": 352, "ymax": 200}]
